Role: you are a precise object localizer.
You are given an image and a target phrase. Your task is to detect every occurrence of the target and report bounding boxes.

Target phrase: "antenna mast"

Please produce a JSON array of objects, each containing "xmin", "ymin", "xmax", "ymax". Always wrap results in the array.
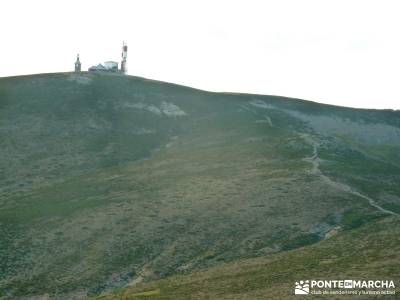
[{"xmin": 121, "ymin": 42, "xmax": 128, "ymax": 74}]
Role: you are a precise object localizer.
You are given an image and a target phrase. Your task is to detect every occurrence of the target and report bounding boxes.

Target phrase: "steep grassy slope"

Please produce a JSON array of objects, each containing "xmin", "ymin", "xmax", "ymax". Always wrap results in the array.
[
  {"xmin": 96, "ymin": 216, "xmax": 400, "ymax": 300},
  {"xmin": 0, "ymin": 72, "xmax": 399, "ymax": 299}
]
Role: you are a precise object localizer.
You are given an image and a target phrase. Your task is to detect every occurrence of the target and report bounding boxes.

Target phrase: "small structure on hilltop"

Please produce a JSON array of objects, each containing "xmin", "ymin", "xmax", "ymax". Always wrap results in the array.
[
  {"xmin": 88, "ymin": 64, "xmax": 106, "ymax": 72},
  {"xmin": 74, "ymin": 54, "xmax": 81, "ymax": 72},
  {"xmin": 89, "ymin": 61, "xmax": 119, "ymax": 72},
  {"xmin": 88, "ymin": 42, "xmax": 128, "ymax": 74},
  {"xmin": 104, "ymin": 61, "xmax": 119, "ymax": 71}
]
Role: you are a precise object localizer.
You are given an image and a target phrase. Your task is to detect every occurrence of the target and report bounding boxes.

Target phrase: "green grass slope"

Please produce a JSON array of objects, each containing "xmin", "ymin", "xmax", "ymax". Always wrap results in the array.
[
  {"xmin": 0, "ymin": 72, "xmax": 399, "ymax": 299},
  {"xmin": 96, "ymin": 216, "xmax": 400, "ymax": 300}
]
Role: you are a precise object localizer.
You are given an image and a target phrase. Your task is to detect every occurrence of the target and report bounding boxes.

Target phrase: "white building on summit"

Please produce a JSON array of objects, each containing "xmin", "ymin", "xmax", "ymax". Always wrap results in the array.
[
  {"xmin": 89, "ymin": 61, "xmax": 119, "ymax": 72},
  {"xmin": 104, "ymin": 61, "xmax": 119, "ymax": 70},
  {"xmin": 85, "ymin": 42, "xmax": 128, "ymax": 74}
]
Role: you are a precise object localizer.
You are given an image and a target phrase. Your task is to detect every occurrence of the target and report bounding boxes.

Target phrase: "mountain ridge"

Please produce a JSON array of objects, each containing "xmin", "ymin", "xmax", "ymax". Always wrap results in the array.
[{"xmin": 3, "ymin": 71, "xmax": 399, "ymax": 111}]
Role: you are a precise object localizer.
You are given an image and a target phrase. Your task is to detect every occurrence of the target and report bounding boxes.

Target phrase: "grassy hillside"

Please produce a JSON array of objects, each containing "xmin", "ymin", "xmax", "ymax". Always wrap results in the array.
[
  {"xmin": 0, "ymin": 72, "xmax": 399, "ymax": 299},
  {"xmin": 95, "ymin": 216, "xmax": 400, "ymax": 300}
]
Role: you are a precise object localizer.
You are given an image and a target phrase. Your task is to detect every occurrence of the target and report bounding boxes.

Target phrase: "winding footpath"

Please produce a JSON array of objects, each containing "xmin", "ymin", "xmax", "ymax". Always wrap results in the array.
[{"xmin": 302, "ymin": 135, "xmax": 399, "ymax": 217}]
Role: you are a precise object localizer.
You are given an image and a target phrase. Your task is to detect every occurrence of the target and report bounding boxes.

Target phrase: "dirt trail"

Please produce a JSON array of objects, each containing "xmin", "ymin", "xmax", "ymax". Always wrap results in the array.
[{"xmin": 302, "ymin": 135, "xmax": 399, "ymax": 217}]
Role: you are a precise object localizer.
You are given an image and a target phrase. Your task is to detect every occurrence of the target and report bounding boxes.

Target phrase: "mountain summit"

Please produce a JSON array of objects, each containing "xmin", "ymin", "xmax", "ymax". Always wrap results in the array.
[{"xmin": 0, "ymin": 72, "xmax": 399, "ymax": 299}]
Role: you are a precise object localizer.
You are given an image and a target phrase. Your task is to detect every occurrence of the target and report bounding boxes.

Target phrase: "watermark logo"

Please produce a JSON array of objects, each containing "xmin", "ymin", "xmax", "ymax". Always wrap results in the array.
[
  {"xmin": 294, "ymin": 279, "xmax": 395, "ymax": 296},
  {"xmin": 295, "ymin": 280, "xmax": 310, "ymax": 294}
]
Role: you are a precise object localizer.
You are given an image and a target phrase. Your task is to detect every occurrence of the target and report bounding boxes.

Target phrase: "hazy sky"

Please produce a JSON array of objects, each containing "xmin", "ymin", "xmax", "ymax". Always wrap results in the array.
[{"xmin": 1, "ymin": 0, "xmax": 400, "ymax": 109}]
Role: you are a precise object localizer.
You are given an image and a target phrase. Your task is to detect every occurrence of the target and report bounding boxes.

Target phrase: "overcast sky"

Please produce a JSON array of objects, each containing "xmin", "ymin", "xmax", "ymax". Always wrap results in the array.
[{"xmin": 1, "ymin": 0, "xmax": 400, "ymax": 109}]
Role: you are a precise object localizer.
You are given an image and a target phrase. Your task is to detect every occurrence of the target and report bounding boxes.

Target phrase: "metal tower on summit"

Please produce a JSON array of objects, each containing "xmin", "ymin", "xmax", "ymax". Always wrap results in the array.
[{"xmin": 121, "ymin": 42, "xmax": 128, "ymax": 74}]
